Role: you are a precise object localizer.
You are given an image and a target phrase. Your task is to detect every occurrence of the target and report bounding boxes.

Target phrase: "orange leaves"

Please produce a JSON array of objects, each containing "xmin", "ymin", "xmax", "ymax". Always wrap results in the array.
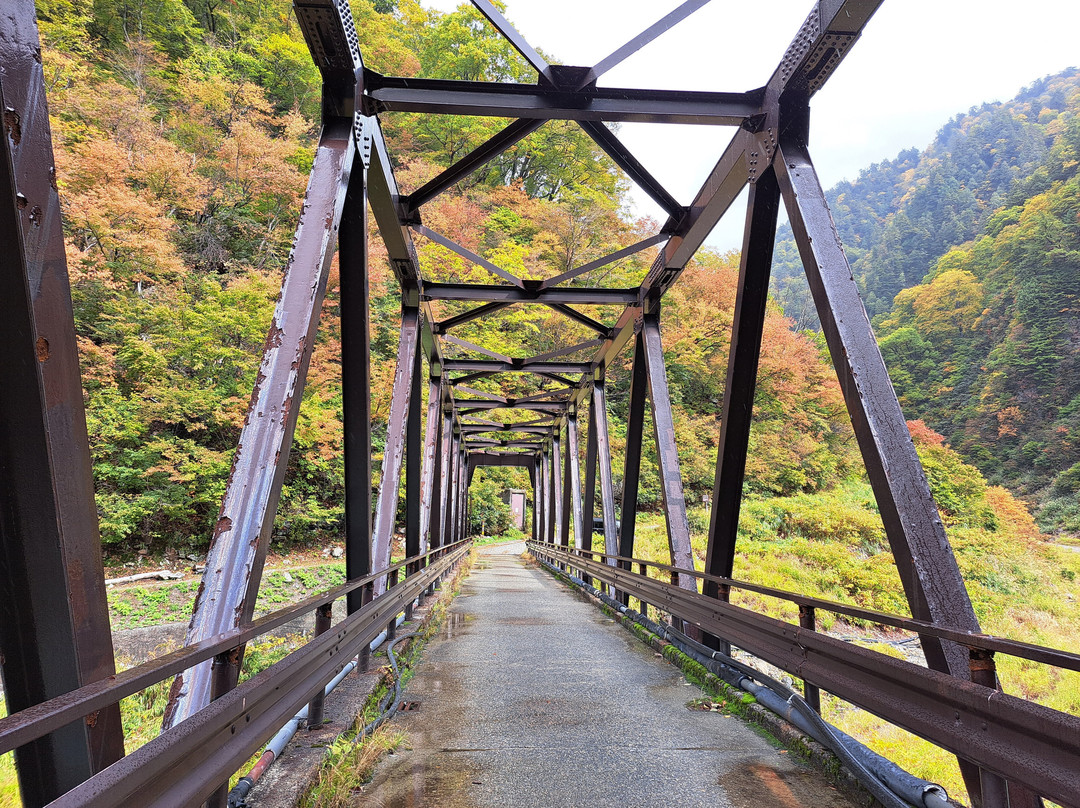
[{"xmin": 907, "ymin": 419, "xmax": 947, "ymax": 447}]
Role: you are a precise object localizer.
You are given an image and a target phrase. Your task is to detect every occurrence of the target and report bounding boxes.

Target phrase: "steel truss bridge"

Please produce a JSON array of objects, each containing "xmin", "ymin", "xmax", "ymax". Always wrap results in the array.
[{"xmin": 1, "ymin": 0, "xmax": 1078, "ymax": 806}]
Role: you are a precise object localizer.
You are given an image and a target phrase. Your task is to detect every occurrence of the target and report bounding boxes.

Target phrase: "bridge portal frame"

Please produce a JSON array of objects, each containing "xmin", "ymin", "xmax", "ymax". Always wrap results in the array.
[{"xmin": 0, "ymin": 0, "xmax": 1071, "ymax": 806}]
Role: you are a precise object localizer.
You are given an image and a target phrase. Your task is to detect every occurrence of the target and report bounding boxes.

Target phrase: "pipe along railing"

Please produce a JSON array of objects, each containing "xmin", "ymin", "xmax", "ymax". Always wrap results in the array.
[
  {"xmin": 0, "ymin": 540, "xmax": 472, "ymax": 808},
  {"xmin": 528, "ymin": 541, "xmax": 1080, "ymax": 808}
]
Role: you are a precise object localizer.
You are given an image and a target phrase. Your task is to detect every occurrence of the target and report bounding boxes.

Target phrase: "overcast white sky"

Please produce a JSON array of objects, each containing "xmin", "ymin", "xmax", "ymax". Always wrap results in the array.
[{"xmin": 420, "ymin": 1, "xmax": 1080, "ymax": 250}]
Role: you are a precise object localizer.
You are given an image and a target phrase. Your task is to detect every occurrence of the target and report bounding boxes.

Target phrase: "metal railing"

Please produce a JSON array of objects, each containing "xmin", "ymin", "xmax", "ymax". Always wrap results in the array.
[
  {"xmin": 0, "ymin": 540, "xmax": 471, "ymax": 808},
  {"xmin": 528, "ymin": 540, "xmax": 1080, "ymax": 807}
]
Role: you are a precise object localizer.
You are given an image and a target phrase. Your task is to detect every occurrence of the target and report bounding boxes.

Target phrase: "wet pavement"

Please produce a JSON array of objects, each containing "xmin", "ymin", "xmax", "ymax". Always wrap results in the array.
[{"xmin": 359, "ymin": 548, "xmax": 858, "ymax": 808}]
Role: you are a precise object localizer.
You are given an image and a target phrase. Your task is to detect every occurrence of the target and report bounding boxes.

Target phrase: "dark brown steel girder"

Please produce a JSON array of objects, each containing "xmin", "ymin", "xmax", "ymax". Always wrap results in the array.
[{"xmin": 0, "ymin": 4, "xmax": 125, "ymax": 800}]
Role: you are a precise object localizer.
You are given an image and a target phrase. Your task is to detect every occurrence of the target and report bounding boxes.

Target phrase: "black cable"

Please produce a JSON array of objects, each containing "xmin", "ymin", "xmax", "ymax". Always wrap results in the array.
[{"xmin": 353, "ymin": 631, "xmax": 420, "ymax": 742}]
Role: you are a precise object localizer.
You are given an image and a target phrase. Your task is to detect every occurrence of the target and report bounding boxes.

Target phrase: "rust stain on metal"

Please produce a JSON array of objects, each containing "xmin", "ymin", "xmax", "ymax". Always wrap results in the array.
[
  {"xmin": 85, "ymin": 711, "xmax": 99, "ymax": 728},
  {"xmin": 212, "ymin": 516, "xmax": 234, "ymax": 539},
  {"xmin": 35, "ymin": 336, "xmax": 49, "ymax": 362},
  {"xmin": 265, "ymin": 321, "xmax": 284, "ymax": 350},
  {"xmin": 15, "ymin": 192, "xmax": 27, "ymax": 209},
  {"xmin": 3, "ymin": 108, "xmax": 21, "ymax": 145}
]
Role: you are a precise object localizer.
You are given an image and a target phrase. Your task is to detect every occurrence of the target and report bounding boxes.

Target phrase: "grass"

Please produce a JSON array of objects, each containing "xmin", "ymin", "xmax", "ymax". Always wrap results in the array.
[
  {"xmin": 298, "ymin": 551, "xmax": 472, "ymax": 807},
  {"xmin": 298, "ymin": 729, "xmax": 408, "ymax": 808},
  {"xmin": 1, "ymin": 700, "xmax": 16, "ymax": 808},
  {"xmin": 107, "ymin": 563, "xmax": 346, "ymax": 630},
  {"xmin": 0, "ymin": 632, "xmax": 310, "ymax": 806}
]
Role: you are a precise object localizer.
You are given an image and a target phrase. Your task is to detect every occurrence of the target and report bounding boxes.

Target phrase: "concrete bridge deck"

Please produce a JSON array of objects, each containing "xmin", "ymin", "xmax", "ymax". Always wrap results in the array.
[{"xmin": 361, "ymin": 545, "xmax": 857, "ymax": 808}]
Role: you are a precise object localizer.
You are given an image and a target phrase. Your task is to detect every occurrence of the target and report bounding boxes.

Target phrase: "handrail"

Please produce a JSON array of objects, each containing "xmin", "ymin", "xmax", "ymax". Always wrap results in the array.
[
  {"xmin": 546, "ymin": 542, "xmax": 1080, "ymax": 672},
  {"xmin": 528, "ymin": 541, "xmax": 1080, "ymax": 806},
  {"xmin": 0, "ymin": 539, "xmax": 471, "ymax": 756}
]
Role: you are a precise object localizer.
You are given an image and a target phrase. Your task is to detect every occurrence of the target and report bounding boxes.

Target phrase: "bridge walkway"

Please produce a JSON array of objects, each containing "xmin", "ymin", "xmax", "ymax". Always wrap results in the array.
[{"xmin": 360, "ymin": 545, "xmax": 858, "ymax": 808}]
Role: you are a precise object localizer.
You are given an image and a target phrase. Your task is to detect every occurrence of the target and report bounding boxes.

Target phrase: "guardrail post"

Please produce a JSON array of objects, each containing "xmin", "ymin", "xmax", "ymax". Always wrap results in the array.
[
  {"xmin": 387, "ymin": 568, "xmax": 399, "ymax": 641},
  {"xmin": 638, "ymin": 562, "xmax": 650, "ymax": 619},
  {"xmin": 205, "ymin": 649, "xmax": 241, "ymax": 808},
  {"xmin": 798, "ymin": 605, "xmax": 821, "ymax": 712},
  {"xmin": 968, "ymin": 648, "xmax": 1019, "ymax": 808},
  {"xmin": 307, "ymin": 603, "xmax": 334, "ymax": 729},
  {"xmin": 359, "ymin": 582, "xmax": 375, "ymax": 672}
]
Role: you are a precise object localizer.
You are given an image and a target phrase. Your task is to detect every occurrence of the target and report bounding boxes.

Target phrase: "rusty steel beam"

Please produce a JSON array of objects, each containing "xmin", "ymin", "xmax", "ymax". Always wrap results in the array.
[
  {"xmin": 641, "ymin": 307, "xmax": 697, "ymax": 592},
  {"xmin": 775, "ymin": 133, "xmax": 980, "ymax": 671},
  {"xmin": 443, "ymin": 359, "xmax": 592, "ymax": 375},
  {"xmin": 0, "ymin": 4, "xmax": 125, "ymax": 800},
  {"xmin": 403, "ymin": 118, "xmax": 545, "ymax": 213},
  {"xmin": 371, "ymin": 307, "xmax": 422, "ymax": 594},
  {"xmin": 414, "ymin": 225, "xmax": 525, "ymax": 288},
  {"xmin": 592, "ymin": 379, "xmax": 619, "ymax": 564},
  {"xmin": 364, "ymin": 78, "xmax": 759, "ymax": 127},
  {"xmin": 470, "ymin": 0, "xmax": 549, "ymax": 75},
  {"xmin": 405, "ymin": 337, "xmax": 424, "ymax": 566},
  {"xmin": 435, "ymin": 301, "xmax": 515, "ymax": 333},
  {"xmin": 582, "ymin": 397, "xmax": 600, "ymax": 552},
  {"xmin": 540, "ymin": 235, "xmax": 667, "ymax": 289},
  {"xmin": 774, "ymin": 128, "xmax": 1023, "ymax": 805},
  {"xmin": 552, "ymin": 428, "xmax": 565, "ymax": 547},
  {"xmin": 618, "ymin": 334, "xmax": 649, "ymax": 581},
  {"xmin": 164, "ymin": 120, "xmax": 355, "ymax": 729},
  {"xmin": 591, "ymin": 0, "xmax": 711, "ymax": 78},
  {"xmin": 468, "ymin": 452, "xmax": 537, "ymax": 471},
  {"xmin": 580, "ymin": 121, "xmax": 684, "ymax": 220},
  {"xmin": 566, "ymin": 412, "xmax": 584, "ymax": 549},
  {"xmin": 431, "ymin": 408, "xmax": 451, "ymax": 549},
  {"xmin": 442, "ymin": 334, "xmax": 514, "ymax": 363},
  {"xmin": 419, "ymin": 378, "xmax": 443, "ymax": 553},
  {"xmin": 341, "ymin": 124, "xmax": 374, "ymax": 615},
  {"xmin": 424, "ymin": 282, "xmax": 638, "ymax": 305},
  {"xmin": 703, "ymin": 166, "xmax": 781, "ymax": 609}
]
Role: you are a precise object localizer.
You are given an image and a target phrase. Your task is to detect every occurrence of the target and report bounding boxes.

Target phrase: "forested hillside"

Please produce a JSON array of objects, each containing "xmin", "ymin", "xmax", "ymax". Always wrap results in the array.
[
  {"xmin": 772, "ymin": 70, "xmax": 1080, "ymax": 533},
  {"xmin": 36, "ymin": 0, "xmax": 870, "ymax": 551}
]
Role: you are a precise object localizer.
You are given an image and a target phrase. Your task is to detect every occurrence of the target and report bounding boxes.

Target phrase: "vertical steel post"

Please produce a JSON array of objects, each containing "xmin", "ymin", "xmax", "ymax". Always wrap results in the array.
[
  {"xmin": 404, "ymin": 341, "xmax": 423, "ymax": 619},
  {"xmin": 798, "ymin": 605, "xmax": 821, "ymax": 713},
  {"xmin": 341, "ymin": 129, "xmax": 373, "ymax": 616},
  {"xmin": 439, "ymin": 415, "xmax": 454, "ymax": 548},
  {"xmin": 552, "ymin": 428, "xmax": 564, "ymax": 547},
  {"xmin": 205, "ymin": 649, "xmax": 241, "ymax": 808},
  {"xmin": 386, "ymin": 569, "xmax": 399, "ymax": 640},
  {"xmin": 702, "ymin": 166, "xmax": 780, "ymax": 648},
  {"xmin": 307, "ymin": 604, "xmax": 334, "ymax": 727},
  {"xmin": 0, "ymin": 6, "xmax": 125, "ymax": 798},
  {"xmin": 448, "ymin": 431, "xmax": 460, "ymax": 543},
  {"xmin": 593, "ymin": 380, "xmax": 619, "ymax": 567},
  {"xmin": 371, "ymin": 307, "xmax": 422, "ymax": 595},
  {"xmin": 641, "ymin": 307, "xmax": 697, "ymax": 592},
  {"xmin": 544, "ymin": 447, "xmax": 552, "ymax": 542},
  {"xmin": 531, "ymin": 460, "xmax": 540, "ymax": 542},
  {"xmin": 583, "ymin": 397, "xmax": 599, "ymax": 551},
  {"xmin": 419, "ymin": 378, "xmax": 442, "ymax": 554},
  {"xmin": 618, "ymin": 334, "xmax": 649, "ymax": 603},
  {"xmin": 434, "ymin": 410, "xmax": 452, "ymax": 550},
  {"xmin": 567, "ymin": 411, "xmax": 584, "ymax": 549}
]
